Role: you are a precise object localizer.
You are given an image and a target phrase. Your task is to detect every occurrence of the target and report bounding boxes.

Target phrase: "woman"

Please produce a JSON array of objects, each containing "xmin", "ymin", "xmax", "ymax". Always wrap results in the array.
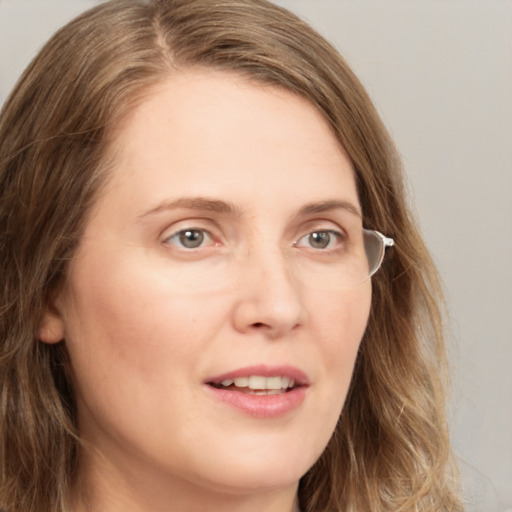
[{"xmin": 0, "ymin": 1, "xmax": 462, "ymax": 511}]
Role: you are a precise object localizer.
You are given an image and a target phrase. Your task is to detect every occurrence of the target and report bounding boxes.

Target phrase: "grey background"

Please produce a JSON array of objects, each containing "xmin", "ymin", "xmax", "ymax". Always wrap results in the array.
[{"xmin": 1, "ymin": 1, "xmax": 511, "ymax": 511}]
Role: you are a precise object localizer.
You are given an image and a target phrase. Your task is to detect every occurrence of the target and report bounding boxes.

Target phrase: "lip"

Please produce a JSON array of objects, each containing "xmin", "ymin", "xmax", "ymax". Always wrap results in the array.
[
  {"xmin": 204, "ymin": 365, "xmax": 309, "ymax": 419},
  {"xmin": 206, "ymin": 364, "xmax": 309, "ymax": 385}
]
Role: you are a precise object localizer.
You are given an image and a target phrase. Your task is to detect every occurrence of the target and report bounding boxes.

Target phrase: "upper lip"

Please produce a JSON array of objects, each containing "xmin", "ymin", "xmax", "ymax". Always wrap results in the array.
[{"xmin": 205, "ymin": 365, "xmax": 309, "ymax": 386}]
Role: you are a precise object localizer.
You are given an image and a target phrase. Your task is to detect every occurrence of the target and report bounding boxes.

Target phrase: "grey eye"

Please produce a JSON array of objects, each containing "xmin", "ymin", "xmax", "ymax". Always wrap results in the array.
[
  {"xmin": 179, "ymin": 230, "xmax": 204, "ymax": 248},
  {"xmin": 167, "ymin": 229, "xmax": 208, "ymax": 249},
  {"xmin": 308, "ymin": 231, "xmax": 332, "ymax": 249}
]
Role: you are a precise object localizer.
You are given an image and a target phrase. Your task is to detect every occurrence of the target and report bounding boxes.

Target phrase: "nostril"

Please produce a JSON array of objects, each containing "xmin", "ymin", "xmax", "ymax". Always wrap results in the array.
[{"xmin": 252, "ymin": 322, "xmax": 265, "ymax": 328}]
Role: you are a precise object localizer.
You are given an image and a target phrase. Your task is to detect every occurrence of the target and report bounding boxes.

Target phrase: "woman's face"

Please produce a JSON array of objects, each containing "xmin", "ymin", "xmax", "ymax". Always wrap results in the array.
[{"xmin": 42, "ymin": 69, "xmax": 371, "ymax": 503}]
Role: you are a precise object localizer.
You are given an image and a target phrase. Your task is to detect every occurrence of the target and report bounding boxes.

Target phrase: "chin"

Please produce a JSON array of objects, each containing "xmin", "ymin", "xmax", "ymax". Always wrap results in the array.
[
  {"xmin": 197, "ymin": 464, "xmax": 304, "ymax": 495},
  {"xmin": 184, "ymin": 434, "xmax": 322, "ymax": 494}
]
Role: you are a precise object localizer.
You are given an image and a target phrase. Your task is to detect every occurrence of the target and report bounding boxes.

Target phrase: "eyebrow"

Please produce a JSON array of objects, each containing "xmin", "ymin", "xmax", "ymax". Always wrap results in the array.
[
  {"xmin": 137, "ymin": 197, "xmax": 243, "ymax": 220},
  {"xmin": 298, "ymin": 199, "xmax": 362, "ymax": 218},
  {"xmin": 137, "ymin": 196, "xmax": 361, "ymax": 220}
]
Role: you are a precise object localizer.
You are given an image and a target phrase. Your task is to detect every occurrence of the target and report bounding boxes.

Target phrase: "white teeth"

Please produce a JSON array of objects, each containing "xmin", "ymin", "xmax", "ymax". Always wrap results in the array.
[
  {"xmin": 233, "ymin": 377, "xmax": 248, "ymax": 387},
  {"xmin": 223, "ymin": 376, "xmax": 295, "ymax": 390},
  {"xmin": 266, "ymin": 376, "xmax": 282, "ymax": 390},
  {"xmin": 248, "ymin": 375, "xmax": 266, "ymax": 389},
  {"xmin": 280, "ymin": 377, "xmax": 290, "ymax": 389},
  {"xmin": 251, "ymin": 389, "xmax": 283, "ymax": 395}
]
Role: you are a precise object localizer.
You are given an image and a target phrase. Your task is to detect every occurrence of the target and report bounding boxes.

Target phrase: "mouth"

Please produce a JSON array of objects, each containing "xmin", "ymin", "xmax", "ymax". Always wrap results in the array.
[
  {"xmin": 204, "ymin": 365, "xmax": 309, "ymax": 417},
  {"xmin": 208, "ymin": 375, "xmax": 299, "ymax": 395}
]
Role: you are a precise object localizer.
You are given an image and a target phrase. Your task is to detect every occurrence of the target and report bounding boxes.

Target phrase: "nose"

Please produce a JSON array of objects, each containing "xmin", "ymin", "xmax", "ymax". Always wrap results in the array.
[{"xmin": 231, "ymin": 247, "xmax": 306, "ymax": 339}]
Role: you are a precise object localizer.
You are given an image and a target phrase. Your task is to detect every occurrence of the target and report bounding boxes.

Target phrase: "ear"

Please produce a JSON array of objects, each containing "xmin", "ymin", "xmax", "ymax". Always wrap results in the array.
[{"xmin": 38, "ymin": 306, "xmax": 65, "ymax": 344}]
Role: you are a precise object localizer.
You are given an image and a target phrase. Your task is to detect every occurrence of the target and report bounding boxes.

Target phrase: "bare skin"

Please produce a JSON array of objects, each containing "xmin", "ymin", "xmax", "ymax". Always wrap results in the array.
[{"xmin": 40, "ymin": 69, "xmax": 371, "ymax": 512}]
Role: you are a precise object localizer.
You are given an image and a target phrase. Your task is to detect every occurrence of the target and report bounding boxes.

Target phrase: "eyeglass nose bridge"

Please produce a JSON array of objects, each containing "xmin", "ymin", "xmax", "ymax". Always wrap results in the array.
[{"xmin": 363, "ymin": 229, "xmax": 394, "ymax": 279}]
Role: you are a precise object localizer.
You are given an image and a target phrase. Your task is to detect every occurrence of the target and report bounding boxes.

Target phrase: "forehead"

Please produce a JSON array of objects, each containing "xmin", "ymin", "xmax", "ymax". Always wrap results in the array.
[{"xmin": 98, "ymin": 68, "xmax": 359, "ymax": 220}]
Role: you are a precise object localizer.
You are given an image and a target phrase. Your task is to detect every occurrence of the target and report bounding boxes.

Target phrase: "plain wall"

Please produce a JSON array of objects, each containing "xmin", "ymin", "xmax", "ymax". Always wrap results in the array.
[{"xmin": 1, "ymin": 1, "xmax": 511, "ymax": 511}]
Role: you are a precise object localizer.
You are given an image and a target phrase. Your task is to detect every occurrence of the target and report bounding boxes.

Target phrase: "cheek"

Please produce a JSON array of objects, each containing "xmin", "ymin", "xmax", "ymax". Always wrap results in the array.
[
  {"xmin": 317, "ymin": 282, "xmax": 370, "ymax": 342},
  {"xmin": 60, "ymin": 260, "xmax": 229, "ymax": 449},
  {"xmin": 61, "ymin": 254, "xmax": 232, "ymax": 389},
  {"xmin": 310, "ymin": 283, "xmax": 371, "ymax": 392}
]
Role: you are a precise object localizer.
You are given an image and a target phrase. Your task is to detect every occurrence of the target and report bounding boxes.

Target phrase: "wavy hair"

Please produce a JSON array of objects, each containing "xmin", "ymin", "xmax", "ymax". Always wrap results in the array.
[{"xmin": 0, "ymin": 1, "xmax": 461, "ymax": 510}]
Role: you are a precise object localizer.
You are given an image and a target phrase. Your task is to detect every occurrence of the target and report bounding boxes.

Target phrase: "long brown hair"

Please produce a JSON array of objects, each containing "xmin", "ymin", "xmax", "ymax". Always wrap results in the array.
[{"xmin": 0, "ymin": 1, "xmax": 461, "ymax": 510}]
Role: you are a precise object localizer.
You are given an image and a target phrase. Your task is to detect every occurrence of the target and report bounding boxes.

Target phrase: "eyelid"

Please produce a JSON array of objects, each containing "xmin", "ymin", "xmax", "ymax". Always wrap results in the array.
[
  {"xmin": 161, "ymin": 218, "xmax": 222, "ymax": 250},
  {"xmin": 297, "ymin": 216, "xmax": 348, "ymax": 236},
  {"xmin": 294, "ymin": 228, "xmax": 345, "ymax": 249},
  {"xmin": 165, "ymin": 228, "xmax": 215, "ymax": 248},
  {"xmin": 160, "ymin": 218, "xmax": 351, "ymax": 252}
]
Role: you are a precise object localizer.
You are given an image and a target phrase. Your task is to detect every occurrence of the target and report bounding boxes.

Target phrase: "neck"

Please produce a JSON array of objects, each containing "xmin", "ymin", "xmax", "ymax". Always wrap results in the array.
[{"xmin": 72, "ymin": 447, "xmax": 301, "ymax": 512}]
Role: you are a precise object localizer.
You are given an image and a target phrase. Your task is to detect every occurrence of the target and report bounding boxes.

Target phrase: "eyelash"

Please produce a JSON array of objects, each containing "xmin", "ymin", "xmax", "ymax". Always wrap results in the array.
[
  {"xmin": 164, "ymin": 227, "xmax": 346, "ymax": 252},
  {"xmin": 294, "ymin": 229, "xmax": 345, "ymax": 251},
  {"xmin": 165, "ymin": 228, "xmax": 216, "ymax": 250}
]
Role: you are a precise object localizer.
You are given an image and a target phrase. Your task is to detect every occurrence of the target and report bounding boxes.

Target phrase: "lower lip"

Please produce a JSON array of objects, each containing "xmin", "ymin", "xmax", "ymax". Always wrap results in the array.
[{"xmin": 205, "ymin": 385, "xmax": 307, "ymax": 418}]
